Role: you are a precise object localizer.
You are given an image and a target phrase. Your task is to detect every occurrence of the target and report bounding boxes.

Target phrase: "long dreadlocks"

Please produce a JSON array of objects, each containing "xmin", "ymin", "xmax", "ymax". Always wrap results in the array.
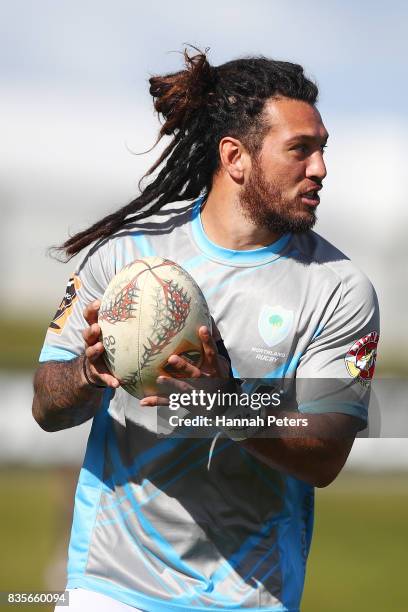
[{"xmin": 57, "ymin": 48, "xmax": 318, "ymax": 260}]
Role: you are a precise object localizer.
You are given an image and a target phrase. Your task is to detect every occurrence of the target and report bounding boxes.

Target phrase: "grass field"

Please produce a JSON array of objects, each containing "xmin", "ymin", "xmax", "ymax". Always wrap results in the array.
[
  {"xmin": 302, "ymin": 472, "xmax": 407, "ymax": 611},
  {"xmin": 0, "ymin": 468, "xmax": 406, "ymax": 611}
]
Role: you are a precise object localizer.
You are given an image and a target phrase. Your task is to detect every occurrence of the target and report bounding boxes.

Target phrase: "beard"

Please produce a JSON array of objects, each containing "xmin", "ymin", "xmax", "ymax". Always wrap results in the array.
[{"xmin": 238, "ymin": 161, "xmax": 317, "ymax": 234}]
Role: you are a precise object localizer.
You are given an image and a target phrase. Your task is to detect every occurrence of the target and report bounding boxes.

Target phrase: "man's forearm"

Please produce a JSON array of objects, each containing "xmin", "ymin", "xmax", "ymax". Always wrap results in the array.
[
  {"xmin": 32, "ymin": 356, "xmax": 105, "ymax": 432},
  {"xmin": 166, "ymin": 380, "xmax": 359, "ymax": 487},
  {"xmin": 228, "ymin": 408, "xmax": 360, "ymax": 488},
  {"xmin": 240, "ymin": 434, "xmax": 355, "ymax": 488}
]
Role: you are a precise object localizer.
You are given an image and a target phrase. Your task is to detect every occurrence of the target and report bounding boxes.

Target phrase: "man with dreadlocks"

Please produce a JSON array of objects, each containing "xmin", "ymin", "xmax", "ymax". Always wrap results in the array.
[{"xmin": 33, "ymin": 49, "xmax": 379, "ymax": 611}]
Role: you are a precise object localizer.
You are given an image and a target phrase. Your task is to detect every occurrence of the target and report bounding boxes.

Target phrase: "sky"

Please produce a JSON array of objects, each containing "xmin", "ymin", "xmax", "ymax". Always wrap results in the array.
[
  {"xmin": 0, "ymin": 0, "xmax": 407, "ymax": 355},
  {"xmin": 1, "ymin": 0, "xmax": 407, "ymax": 115}
]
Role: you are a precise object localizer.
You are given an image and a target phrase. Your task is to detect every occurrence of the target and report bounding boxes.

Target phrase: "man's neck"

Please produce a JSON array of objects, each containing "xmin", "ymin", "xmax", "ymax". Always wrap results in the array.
[{"xmin": 201, "ymin": 187, "xmax": 282, "ymax": 251}]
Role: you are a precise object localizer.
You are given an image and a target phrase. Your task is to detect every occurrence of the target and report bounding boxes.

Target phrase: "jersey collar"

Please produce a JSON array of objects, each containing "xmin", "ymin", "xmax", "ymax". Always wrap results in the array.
[{"xmin": 190, "ymin": 197, "xmax": 292, "ymax": 266}]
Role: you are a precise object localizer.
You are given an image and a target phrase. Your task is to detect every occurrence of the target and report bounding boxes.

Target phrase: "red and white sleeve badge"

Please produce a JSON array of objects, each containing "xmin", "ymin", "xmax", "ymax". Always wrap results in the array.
[{"xmin": 345, "ymin": 331, "xmax": 379, "ymax": 387}]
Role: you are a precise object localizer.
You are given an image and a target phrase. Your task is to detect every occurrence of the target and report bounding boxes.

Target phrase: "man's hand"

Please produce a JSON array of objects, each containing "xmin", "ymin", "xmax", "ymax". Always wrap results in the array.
[
  {"xmin": 32, "ymin": 300, "xmax": 120, "ymax": 432},
  {"xmin": 82, "ymin": 300, "xmax": 120, "ymax": 389},
  {"xmin": 140, "ymin": 322, "xmax": 231, "ymax": 407},
  {"xmin": 134, "ymin": 317, "xmax": 360, "ymax": 488}
]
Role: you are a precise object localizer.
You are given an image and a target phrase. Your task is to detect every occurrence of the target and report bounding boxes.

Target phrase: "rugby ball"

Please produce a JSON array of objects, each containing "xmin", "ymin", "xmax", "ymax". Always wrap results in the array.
[{"xmin": 98, "ymin": 257, "xmax": 211, "ymax": 399}]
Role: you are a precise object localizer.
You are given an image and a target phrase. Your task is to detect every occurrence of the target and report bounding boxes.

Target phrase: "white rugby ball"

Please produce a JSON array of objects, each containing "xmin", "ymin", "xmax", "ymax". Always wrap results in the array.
[{"xmin": 98, "ymin": 257, "xmax": 211, "ymax": 399}]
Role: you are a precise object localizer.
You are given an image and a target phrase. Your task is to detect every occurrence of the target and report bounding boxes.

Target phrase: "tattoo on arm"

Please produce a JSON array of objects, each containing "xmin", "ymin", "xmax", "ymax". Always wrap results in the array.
[{"xmin": 32, "ymin": 357, "xmax": 105, "ymax": 431}]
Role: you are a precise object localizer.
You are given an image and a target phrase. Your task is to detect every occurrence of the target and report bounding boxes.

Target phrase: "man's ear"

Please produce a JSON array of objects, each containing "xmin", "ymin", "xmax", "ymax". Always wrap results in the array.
[{"xmin": 218, "ymin": 137, "xmax": 251, "ymax": 183}]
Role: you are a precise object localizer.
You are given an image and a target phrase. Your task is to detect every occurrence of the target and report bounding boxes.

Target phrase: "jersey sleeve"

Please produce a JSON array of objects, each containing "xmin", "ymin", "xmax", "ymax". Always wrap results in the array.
[
  {"xmin": 295, "ymin": 267, "xmax": 380, "ymax": 424},
  {"xmin": 39, "ymin": 241, "xmax": 114, "ymax": 363}
]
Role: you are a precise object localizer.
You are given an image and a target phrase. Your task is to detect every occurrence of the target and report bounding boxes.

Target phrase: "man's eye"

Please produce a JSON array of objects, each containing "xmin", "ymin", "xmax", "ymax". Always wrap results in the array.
[
  {"xmin": 293, "ymin": 144, "xmax": 307, "ymax": 153},
  {"xmin": 321, "ymin": 144, "xmax": 328, "ymax": 153}
]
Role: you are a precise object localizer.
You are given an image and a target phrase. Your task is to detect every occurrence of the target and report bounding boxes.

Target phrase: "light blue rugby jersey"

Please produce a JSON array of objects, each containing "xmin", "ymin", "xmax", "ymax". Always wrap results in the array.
[{"xmin": 39, "ymin": 198, "xmax": 379, "ymax": 611}]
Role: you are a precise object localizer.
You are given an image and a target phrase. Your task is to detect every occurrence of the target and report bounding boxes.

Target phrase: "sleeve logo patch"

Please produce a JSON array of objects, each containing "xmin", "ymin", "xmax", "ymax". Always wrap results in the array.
[
  {"xmin": 49, "ymin": 275, "xmax": 82, "ymax": 334},
  {"xmin": 345, "ymin": 331, "xmax": 379, "ymax": 387}
]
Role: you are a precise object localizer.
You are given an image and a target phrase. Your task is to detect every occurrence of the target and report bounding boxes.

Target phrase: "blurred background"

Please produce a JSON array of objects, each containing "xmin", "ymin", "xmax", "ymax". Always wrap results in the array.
[{"xmin": 0, "ymin": 1, "xmax": 407, "ymax": 610}]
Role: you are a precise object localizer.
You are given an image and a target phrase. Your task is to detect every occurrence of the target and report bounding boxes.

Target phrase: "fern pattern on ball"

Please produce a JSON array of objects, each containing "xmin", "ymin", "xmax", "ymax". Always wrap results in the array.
[
  {"xmin": 121, "ymin": 370, "xmax": 142, "ymax": 395},
  {"xmin": 99, "ymin": 277, "xmax": 140, "ymax": 324},
  {"xmin": 139, "ymin": 279, "xmax": 191, "ymax": 372},
  {"xmin": 171, "ymin": 264, "xmax": 210, "ymax": 322}
]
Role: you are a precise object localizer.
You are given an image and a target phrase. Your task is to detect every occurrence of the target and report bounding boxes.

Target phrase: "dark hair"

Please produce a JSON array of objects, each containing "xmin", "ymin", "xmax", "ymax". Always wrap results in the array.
[{"xmin": 57, "ymin": 48, "xmax": 318, "ymax": 259}]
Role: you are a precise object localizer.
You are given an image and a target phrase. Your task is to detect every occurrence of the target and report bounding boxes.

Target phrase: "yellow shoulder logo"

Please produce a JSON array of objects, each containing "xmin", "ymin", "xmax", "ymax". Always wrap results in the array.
[{"xmin": 49, "ymin": 275, "xmax": 82, "ymax": 334}]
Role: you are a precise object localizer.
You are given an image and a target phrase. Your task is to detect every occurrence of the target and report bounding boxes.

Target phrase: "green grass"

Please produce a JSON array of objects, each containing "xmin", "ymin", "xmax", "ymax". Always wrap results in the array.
[
  {"xmin": 0, "ymin": 319, "xmax": 49, "ymax": 371},
  {"xmin": 302, "ymin": 473, "xmax": 408, "ymax": 611},
  {"xmin": 0, "ymin": 467, "xmax": 76, "ymax": 612},
  {"xmin": 0, "ymin": 469, "xmax": 56, "ymax": 612},
  {"xmin": 0, "ymin": 469, "xmax": 54, "ymax": 588},
  {"xmin": 0, "ymin": 468, "xmax": 406, "ymax": 611}
]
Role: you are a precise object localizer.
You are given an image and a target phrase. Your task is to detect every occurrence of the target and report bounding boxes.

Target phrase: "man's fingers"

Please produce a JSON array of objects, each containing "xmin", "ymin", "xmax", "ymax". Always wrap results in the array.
[
  {"xmin": 84, "ymin": 351, "xmax": 120, "ymax": 388},
  {"xmin": 140, "ymin": 396, "xmax": 169, "ymax": 407},
  {"xmin": 82, "ymin": 323, "xmax": 102, "ymax": 346},
  {"xmin": 157, "ymin": 376, "xmax": 193, "ymax": 395},
  {"xmin": 85, "ymin": 342, "xmax": 105, "ymax": 362},
  {"xmin": 199, "ymin": 326, "xmax": 218, "ymax": 369},
  {"xmin": 166, "ymin": 355, "xmax": 201, "ymax": 378},
  {"xmin": 82, "ymin": 301, "xmax": 120, "ymax": 389},
  {"xmin": 97, "ymin": 372, "xmax": 120, "ymax": 388},
  {"xmin": 83, "ymin": 300, "xmax": 101, "ymax": 326}
]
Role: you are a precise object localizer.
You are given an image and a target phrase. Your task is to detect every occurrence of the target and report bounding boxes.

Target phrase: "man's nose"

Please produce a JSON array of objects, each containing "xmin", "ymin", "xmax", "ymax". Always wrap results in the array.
[{"xmin": 306, "ymin": 151, "xmax": 327, "ymax": 181}]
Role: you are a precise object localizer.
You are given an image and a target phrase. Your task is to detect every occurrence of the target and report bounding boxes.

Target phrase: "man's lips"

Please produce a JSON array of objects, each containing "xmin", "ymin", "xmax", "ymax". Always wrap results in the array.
[{"xmin": 300, "ymin": 186, "xmax": 322, "ymax": 206}]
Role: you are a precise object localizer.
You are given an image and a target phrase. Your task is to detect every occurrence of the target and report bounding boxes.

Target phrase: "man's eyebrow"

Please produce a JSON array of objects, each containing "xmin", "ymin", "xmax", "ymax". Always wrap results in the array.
[{"xmin": 286, "ymin": 133, "xmax": 329, "ymax": 145}]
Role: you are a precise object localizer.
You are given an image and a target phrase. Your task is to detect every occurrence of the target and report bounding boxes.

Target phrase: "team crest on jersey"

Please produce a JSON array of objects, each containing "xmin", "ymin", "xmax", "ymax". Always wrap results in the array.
[
  {"xmin": 345, "ymin": 331, "xmax": 379, "ymax": 387},
  {"xmin": 258, "ymin": 305, "xmax": 294, "ymax": 347},
  {"xmin": 49, "ymin": 275, "xmax": 82, "ymax": 334}
]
